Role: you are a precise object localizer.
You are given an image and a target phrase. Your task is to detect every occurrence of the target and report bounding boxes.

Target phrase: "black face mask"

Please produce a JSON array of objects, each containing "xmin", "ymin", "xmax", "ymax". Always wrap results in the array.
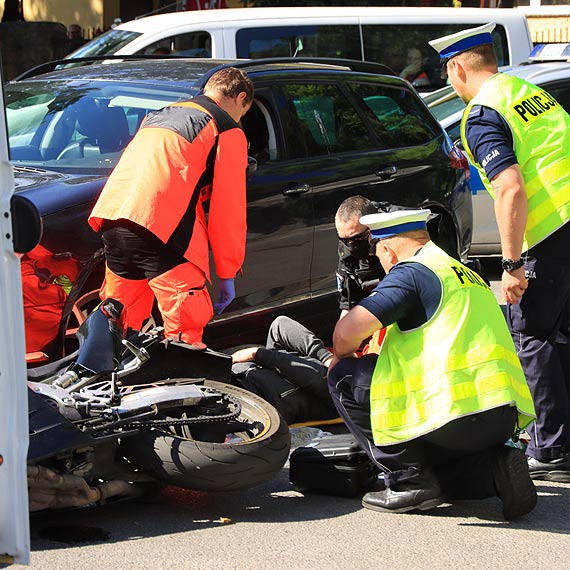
[{"xmin": 339, "ymin": 238, "xmax": 371, "ymax": 260}]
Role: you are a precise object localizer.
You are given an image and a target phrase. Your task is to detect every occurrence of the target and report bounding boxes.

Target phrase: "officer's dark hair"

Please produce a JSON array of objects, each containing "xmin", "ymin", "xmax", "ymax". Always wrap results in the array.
[
  {"xmin": 204, "ymin": 67, "xmax": 254, "ymax": 105},
  {"xmin": 336, "ymin": 195, "xmax": 376, "ymax": 223}
]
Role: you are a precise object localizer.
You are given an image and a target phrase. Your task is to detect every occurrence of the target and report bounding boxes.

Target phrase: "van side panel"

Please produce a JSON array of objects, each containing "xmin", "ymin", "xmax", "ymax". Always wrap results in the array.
[
  {"xmin": 111, "ymin": 7, "xmax": 532, "ymax": 76},
  {"xmin": 210, "ymin": 27, "xmax": 226, "ymax": 58}
]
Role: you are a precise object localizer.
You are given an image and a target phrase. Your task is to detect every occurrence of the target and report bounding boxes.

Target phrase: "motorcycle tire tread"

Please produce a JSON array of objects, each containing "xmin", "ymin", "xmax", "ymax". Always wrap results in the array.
[{"xmin": 120, "ymin": 380, "xmax": 291, "ymax": 492}]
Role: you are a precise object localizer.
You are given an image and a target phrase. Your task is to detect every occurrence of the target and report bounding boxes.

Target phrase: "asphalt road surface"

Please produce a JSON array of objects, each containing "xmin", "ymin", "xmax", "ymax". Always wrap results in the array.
[
  {"xmin": 16, "ymin": 256, "xmax": 570, "ymax": 570},
  {"xmin": 16, "ymin": 459, "xmax": 570, "ymax": 570}
]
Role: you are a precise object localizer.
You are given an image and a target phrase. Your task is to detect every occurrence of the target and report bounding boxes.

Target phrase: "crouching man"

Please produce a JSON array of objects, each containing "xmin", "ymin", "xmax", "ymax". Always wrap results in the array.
[{"xmin": 327, "ymin": 209, "xmax": 537, "ymax": 520}]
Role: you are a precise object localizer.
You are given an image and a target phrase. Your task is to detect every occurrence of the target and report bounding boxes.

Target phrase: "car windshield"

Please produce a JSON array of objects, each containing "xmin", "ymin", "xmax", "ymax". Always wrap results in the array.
[
  {"xmin": 66, "ymin": 29, "xmax": 142, "ymax": 58},
  {"xmin": 423, "ymin": 85, "xmax": 466, "ymax": 122},
  {"xmin": 6, "ymin": 80, "xmax": 197, "ymax": 173}
]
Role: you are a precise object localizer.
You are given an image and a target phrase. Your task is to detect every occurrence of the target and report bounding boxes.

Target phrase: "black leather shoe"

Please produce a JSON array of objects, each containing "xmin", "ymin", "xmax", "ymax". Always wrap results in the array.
[
  {"xmin": 527, "ymin": 454, "xmax": 570, "ymax": 483},
  {"xmin": 362, "ymin": 471, "xmax": 443, "ymax": 514},
  {"xmin": 492, "ymin": 446, "xmax": 537, "ymax": 520}
]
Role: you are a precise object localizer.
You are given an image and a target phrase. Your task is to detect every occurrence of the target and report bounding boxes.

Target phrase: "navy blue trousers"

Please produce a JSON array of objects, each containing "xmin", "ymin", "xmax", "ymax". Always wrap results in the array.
[
  {"xmin": 328, "ymin": 354, "xmax": 516, "ymax": 492},
  {"xmin": 507, "ymin": 227, "xmax": 570, "ymax": 460}
]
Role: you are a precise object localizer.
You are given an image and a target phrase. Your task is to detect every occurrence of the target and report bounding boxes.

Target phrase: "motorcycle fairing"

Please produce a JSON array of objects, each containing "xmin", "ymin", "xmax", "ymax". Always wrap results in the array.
[
  {"xmin": 119, "ymin": 336, "xmax": 233, "ymax": 386},
  {"xmin": 73, "ymin": 299, "xmax": 124, "ymax": 374}
]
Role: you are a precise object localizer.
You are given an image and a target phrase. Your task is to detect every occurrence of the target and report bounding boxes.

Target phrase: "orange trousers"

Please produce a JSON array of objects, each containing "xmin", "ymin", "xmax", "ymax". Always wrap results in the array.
[{"xmin": 101, "ymin": 261, "xmax": 213, "ymax": 344}]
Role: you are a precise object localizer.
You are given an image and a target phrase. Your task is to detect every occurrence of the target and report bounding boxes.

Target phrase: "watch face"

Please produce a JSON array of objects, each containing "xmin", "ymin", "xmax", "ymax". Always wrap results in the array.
[{"xmin": 502, "ymin": 259, "xmax": 523, "ymax": 272}]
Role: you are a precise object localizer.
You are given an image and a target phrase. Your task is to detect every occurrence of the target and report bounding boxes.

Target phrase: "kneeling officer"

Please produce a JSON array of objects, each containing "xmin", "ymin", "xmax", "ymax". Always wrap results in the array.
[{"xmin": 328, "ymin": 209, "xmax": 537, "ymax": 519}]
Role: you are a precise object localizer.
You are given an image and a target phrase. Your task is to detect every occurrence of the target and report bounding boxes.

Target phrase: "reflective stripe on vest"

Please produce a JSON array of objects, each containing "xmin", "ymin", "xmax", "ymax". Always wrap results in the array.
[
  {"xmin": 460, "ymin": 73, "xmax": 570, "ymax": 252},
  {"xmin": 369, "ymin": 241, "xmax": 535, "ymax": 446}
]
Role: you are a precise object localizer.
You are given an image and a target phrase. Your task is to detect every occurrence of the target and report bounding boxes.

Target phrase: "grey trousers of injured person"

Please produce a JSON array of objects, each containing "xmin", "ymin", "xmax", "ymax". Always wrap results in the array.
[{"xmin": 231, "ymin": 316, "xmax": 337, "ymax": 424}]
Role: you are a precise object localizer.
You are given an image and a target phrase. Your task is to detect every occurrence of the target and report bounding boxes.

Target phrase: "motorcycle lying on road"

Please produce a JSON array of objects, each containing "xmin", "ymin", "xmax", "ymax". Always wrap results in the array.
[{"xmin": 26, "ymin": 298, "xmax": 291, "ymax": 512}]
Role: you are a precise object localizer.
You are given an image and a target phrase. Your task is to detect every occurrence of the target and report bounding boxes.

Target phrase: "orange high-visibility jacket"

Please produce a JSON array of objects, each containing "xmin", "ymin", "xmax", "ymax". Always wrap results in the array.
[{"xmin": 89, "ymin": 95, "xmax": 247, "ymax": 280}]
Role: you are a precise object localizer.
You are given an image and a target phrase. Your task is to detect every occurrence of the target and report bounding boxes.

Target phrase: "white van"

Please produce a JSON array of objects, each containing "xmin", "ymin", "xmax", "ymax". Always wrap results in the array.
[{"xmin": 69, "ymin": 7, "xmax": 533, "ymax": 91}]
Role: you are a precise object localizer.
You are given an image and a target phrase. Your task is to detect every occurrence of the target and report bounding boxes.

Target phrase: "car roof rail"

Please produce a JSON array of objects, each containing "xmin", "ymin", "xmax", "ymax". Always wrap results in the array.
[
  {"xmin": 11, "ymin": 54, "xmax": 216, "ymax": 81},
  {"xmin": 227, "ymin": 57, "xmax": 396, "ymax": 75},
  {"xmin": 191, "ymin": 57, "xmax": 397, "ymax": 90},
  {"xmin": 13, "ymin": 55, "xmax": 396, "ymax": 86}
]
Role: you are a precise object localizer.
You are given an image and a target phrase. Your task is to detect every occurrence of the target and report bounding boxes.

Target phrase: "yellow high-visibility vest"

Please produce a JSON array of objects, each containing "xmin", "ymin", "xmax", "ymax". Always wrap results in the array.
[
  {"xmin": 461, "ymin": 73, "xmax": 570, "ymax": 252},
  {"xmin": 370, "ymin": 241, "xmax": 535, "ymax": 446}
]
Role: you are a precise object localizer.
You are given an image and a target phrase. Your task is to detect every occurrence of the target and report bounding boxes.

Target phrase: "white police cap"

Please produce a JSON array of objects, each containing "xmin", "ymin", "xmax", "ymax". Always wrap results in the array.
[
  {"xmin": 428, "ymin": 22, "xmax": 496, "ymax": 63},
  {"xmin": 360, "ymin": 209, "xmax": 431, "ymax": 240}
]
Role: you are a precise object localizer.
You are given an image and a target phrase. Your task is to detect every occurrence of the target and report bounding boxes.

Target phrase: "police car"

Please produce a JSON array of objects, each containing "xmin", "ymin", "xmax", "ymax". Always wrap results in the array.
[{"xmin": 424, "ymin": 46, "xmax": 570, "ymax": 255}]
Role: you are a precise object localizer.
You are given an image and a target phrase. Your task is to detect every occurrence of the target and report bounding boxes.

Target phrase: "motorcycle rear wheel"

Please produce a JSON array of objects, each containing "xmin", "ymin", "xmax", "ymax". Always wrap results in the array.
[{"xmin": 120, "ymin": 380, "xmax": 291, "ymax": 492}]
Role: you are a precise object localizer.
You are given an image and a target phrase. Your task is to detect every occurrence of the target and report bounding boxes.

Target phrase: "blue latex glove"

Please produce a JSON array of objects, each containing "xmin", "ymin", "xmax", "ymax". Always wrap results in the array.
[{"xmin": 213, "ymin": 278, "xmax": 235, "ymax": 315}]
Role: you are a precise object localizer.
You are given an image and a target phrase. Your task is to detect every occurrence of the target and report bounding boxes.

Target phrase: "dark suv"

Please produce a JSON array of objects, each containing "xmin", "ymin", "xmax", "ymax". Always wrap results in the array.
[{"xmin": 6, "ymin": 57, "xmax": 472, "ymax": 359}]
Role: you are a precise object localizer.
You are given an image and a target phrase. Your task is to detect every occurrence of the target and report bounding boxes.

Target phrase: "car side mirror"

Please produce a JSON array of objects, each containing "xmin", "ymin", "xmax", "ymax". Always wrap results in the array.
[
  {"xmin": 246, "ymin": 156, "xmax": 258, "ymax": 180},
  {"xmin": 10, "ymin": 195, "xmax": 42, "ymax": 254}
]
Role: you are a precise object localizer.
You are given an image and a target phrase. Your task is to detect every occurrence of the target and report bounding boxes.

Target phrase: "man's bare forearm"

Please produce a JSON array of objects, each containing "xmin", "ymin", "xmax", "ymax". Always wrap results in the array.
[
  {"xmin": 332, "ymin": 306, "xmax": 382, "ymax": 360},
  {"xmin": 492, "ymin": 164, "xmax": 529, "ymax": 304},
  {"xmin": 492, "ymin": 164, "xmax": 528, "ymax": 260}
]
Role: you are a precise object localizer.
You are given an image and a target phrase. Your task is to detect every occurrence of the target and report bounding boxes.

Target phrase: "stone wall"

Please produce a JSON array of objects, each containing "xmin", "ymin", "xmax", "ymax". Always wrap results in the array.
[{"xmin": 526, "ymin": 15, "xmax": 570, "ymax": 44}]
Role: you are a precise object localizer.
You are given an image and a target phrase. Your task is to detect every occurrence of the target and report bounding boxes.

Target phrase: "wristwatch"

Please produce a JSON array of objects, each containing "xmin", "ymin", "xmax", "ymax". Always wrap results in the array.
[{"xmin": 501, "ymin": 258, "xmax": 524, "ymax": 272}]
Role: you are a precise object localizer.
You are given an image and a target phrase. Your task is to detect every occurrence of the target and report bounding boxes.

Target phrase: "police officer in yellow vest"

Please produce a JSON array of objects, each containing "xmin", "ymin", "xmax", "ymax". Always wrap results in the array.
[
  {"xmin": 328, "ymin": 209, "xmax": 536, "ymax": 518},
  {"xmin": 429, "ymin": 24, "xmax": 570, "ymax": 483}
]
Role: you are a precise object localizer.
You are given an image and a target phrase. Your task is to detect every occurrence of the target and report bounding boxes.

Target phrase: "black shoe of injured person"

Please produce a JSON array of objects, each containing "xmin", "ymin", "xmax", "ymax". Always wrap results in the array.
[
  {"xmin": 361, "ymin": 470, "xmax": 444, "ymax": 514},
  {"xmin": 493, "ymin": 445, "xmax": 537, "ymax": 520}
]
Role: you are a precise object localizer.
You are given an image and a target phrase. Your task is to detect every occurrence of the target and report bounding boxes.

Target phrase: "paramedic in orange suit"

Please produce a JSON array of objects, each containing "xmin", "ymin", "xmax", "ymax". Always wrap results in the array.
[{"xmin": 89, "ymin": 67, "xmax": 254, "ymax": 344}]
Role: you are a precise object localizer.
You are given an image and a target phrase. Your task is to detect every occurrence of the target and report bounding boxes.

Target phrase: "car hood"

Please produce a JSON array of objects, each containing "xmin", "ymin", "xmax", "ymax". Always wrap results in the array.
[
  {"xmin": 12, "ymin": 166, "xmax": 107, "ymax": 216},
  {"xmin": 13, "ymin": 166, "xmax": 67, "ymax": 191}
]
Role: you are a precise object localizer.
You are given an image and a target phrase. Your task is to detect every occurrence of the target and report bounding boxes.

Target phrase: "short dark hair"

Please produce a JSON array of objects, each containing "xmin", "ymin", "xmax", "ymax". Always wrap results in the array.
[
  {"xmin": 459, "ymin": 44, "xmax": 497, "ymax": 71},
  {"xmin": 336, "ymin": 195, "xmax": 376, "ymax": 223},
  {"xmin": 204, "ymin": 67, "xmax": 254, "ymax": 105}
]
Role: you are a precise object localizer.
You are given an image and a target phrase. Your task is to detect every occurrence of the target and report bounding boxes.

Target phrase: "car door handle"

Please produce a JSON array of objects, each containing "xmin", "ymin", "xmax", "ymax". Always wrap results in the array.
[
  {"xmin": 282, "ymin": 183, "xmax": 311, "ymax": 196},
  {"xmin": 375, "ymin": 166, "xmax": 398, "ymax": 180}
]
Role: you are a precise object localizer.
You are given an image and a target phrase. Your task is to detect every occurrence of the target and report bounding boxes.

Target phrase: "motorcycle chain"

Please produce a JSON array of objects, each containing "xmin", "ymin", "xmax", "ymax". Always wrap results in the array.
[{"xmin": 122, "ymin": 392, "xmax": 243, "ymax": 429}]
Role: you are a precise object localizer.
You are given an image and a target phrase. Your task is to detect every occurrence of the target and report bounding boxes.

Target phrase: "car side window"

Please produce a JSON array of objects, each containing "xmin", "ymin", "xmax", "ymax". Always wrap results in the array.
[
  {"xmin": 278, "ymin": 83, "xmax": 373, "ymax": 158},
  {"xmin": 138, "ymin": 31, "xmax": 212, "ymax": 57},
  {"xmin": 361, "ymin": 24, "xmax": 509, "ymax": 92},
  {"xmin": 240, "ymin": 98, "xmax": 279, "ymax": 163},
  {"xmin": 236, "ymin": 25, "xmax": 361, "ymax": 59},
  {"xmin": 347, "ymin": 82, "xmax": 438, "ymax": 149}
]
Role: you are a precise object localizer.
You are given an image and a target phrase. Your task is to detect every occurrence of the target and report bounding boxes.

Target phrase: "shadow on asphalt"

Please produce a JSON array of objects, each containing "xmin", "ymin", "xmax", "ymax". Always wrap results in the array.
[
  {"xmin": 29, "ymin": 473, "xmax": 570, "ymax": 551},
  {"xmin": 447, "ymin": 483, "xmax": 570, "ymax": 533},
  {"xmin": 28, "ymin": 469, "xmax": 363, "ymax": 550},
  {"xmin": 28, "ymin": 417, "xmax": 569, "ymax": 547}
]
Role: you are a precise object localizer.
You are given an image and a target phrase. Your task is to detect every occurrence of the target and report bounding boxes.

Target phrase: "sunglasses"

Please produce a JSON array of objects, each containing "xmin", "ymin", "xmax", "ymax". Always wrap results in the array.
[
  {"xmin": 337, "ymin": 228, "xmax": 370, "ymax": 245},
  {"xmin": 369, "ymin": 237, "xmax": 380, "ymax": 255},
  {"xmin": 440, "ymin": 58, "xmax": 449, "ymax": 80}
]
